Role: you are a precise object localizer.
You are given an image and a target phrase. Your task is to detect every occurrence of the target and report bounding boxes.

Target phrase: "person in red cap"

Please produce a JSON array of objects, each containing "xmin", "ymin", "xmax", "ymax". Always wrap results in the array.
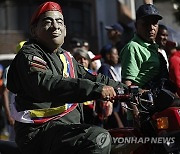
[{"xmin": 7, "ymin": 1, "xmax": 127, "ymax": 154}]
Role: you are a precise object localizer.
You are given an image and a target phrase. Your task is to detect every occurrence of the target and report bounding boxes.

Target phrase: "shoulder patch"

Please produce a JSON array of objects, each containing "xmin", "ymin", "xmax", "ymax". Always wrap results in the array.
[
  {"xmin": 33, "ymin": 56, "xmax": 47, "ymax": 66},
  {"xmin": 29, "ymin": 56, "xmax": 47, "ymax": 72}
]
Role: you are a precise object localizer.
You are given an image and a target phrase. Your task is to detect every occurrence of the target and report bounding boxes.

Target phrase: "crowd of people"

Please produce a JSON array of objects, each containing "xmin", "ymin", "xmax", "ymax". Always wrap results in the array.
[{"xmin": 0, "ymin": 1, "xmax": 180, "ymax": 154}]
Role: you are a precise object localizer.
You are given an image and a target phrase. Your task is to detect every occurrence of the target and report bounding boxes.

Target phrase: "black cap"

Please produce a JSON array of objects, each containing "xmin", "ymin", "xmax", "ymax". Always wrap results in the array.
[
  {"xmin": 70, "ymin": 37, "xmax": 83, "ymax": 48},
  {"xmin": 136, "ymin": 4, "xmax": 162, "ymax": 21},
  {"xmin": 105, "ymin": 23, "xmax": 124, "ymax": 33},
  {"xmin": 100, "ymin": 44, "xmax": 113, "ymax": 59}
]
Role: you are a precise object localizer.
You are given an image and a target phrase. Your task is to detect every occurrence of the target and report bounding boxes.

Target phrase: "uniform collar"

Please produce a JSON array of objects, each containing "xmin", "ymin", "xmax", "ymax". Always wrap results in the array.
[{"xmin": 30, "ymin": 39, "xmax": 64, "ymax": 54}]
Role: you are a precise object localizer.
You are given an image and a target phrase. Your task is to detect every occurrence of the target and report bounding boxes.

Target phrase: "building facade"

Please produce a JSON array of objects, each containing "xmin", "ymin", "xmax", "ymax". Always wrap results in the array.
[{"xmin": 1, "ymin": 0, "xmax": 178, "ymax": 54}]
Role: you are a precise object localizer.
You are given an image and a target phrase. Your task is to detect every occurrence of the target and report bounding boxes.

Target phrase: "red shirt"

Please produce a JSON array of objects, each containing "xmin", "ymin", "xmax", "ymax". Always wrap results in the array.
[{"xmin": 169, "ymin": 51, "xmax": 180, "ymax": 96}]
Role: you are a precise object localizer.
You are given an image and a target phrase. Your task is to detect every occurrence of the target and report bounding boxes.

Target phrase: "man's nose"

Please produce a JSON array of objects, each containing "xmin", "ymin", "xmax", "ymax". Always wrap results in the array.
[
  {"xmin": 164, "ymin": 36, "xmax": 168, "ymax": 40},
  {"xmin": 149, "ymin": 24, "xmax": 155, "ymax": 29},
  {"xmin": 51, "ymin": 21, "xmax": 59, "ymax": 29}
]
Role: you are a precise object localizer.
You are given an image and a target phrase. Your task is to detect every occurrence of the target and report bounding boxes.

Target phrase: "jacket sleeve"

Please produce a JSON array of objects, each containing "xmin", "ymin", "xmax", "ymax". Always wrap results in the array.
[{"xmin": 74, "ymin": 58, "xmax": 125, "ymax": 90}]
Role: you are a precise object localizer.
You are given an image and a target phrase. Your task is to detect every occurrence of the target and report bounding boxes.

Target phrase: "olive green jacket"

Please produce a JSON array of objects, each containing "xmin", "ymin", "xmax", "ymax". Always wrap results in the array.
[{"xmin": 7, "ymin": 40, "xmax": 125, "ymax": 124}]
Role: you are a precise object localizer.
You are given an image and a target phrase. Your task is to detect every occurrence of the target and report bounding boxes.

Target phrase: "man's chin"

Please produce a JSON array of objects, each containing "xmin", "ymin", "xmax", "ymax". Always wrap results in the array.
[
  {"xmin": 147, "ymin": 36, "xmax": 155, "ymax": 43},
  {"xmin": 162, "ymin": 42, "xmax": 167, "ymax": 47},
  {"xmin": 52, "ymin": 39, "xmax": 64, "ymax": 47}
]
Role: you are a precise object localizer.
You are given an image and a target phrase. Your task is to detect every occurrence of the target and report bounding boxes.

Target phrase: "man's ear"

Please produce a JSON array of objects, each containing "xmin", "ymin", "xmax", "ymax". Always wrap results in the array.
[{"xmin": 64, "ymin": 25, "xmax": 67, "ymax": 37}]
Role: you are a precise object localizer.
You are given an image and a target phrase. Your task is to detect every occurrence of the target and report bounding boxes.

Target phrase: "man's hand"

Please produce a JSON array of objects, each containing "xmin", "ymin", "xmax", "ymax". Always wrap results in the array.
[{"xmin": 101, "ymin": 85, "xmax": 116, "ymax": 101}]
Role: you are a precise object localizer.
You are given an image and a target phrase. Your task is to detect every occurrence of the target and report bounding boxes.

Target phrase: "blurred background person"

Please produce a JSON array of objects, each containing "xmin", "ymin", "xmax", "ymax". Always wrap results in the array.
[
  {"xmin": 166, "ymin": 40, "xmax": 180, "ymax": 97},
  {"xmin": 0, "ymin": 65, "xmax": 3, "ymax": 101},
  {"xmin": 2, "ymin": 40, "xmax": 26, "ymax": 141},
  {"xmin": 73, "ymin": 48, "xmax": 91, "ymax": 69},
  {"xmin": 105, "ymin": 23, "xmax": 125, "ymax": 55},
  {"xmin": 0, "ymin": 65, "xmax": 4, "ymax": 102},
  {"xmin": 81, "ymin": 39, "xmax": 90, "ymax": 51},
  {"xmin": 69, "ymin": 37, "xmax": 83, "ymax": 54},
  {"xmin": 156, "ymin": 24, "xmax": 169, "ymax": 69},
  {"xmin": 87, "ymin": 51, "xmax": 101, "ymax": 72},
  {"xmin": 104, "ymin": 23, "xmax": 125, "ymax": 81},
  {"xmin": 81, "ymin": 39, "xmax": 102, "ymax": 72},
  {"xmin": 98, "ymin": 44, "xmax": 125, "ymax": 129},
  {"xmin": 0, "ymin": 64, "xmax": 5, "ymax": 137},
  {"xmin": 99, "ymin": 44, "xmax": 121, "ymax": 81},
  {"xmin": 73, "ymin": 48, "xmax": 97, "ymax": 124},
  {"xmin": 70, "ymin": 38, "xmax": 102, "ymax": 72}
]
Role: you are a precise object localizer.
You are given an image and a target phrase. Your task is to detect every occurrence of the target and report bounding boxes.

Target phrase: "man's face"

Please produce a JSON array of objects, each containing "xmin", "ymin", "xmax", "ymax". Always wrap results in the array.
[
  {"xmin": 34, "ymin": 11, "xmax": 66, "ymax": 51},
  {"xmin": 156, "ymin": 29, "xmax": 168, "ymax": 48},
  {"xmin": 107, "ymin": 29, "xmax": 120, "ymax": 40},
  {"xmin": 136, "ymin": 16, "xmax": 159, "ymax": 43}
]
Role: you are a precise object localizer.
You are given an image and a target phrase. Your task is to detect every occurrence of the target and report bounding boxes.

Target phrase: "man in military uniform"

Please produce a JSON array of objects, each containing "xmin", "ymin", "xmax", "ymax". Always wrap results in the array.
[{"xmin": 7, "ymin": 2, "xmax": 126, "ymax": 154}]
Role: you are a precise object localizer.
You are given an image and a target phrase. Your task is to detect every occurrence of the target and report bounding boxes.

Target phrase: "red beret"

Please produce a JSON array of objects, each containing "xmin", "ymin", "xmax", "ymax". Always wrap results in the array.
[{"xmin": 30, "ymin": 1, "xmax": 62, "ymax": 25}]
